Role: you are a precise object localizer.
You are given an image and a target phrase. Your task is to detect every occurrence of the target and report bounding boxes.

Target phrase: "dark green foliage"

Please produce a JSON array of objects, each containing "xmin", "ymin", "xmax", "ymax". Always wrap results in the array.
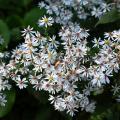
[{"xmin": 96, "ymin": 9, "xmax": 120, "ymax": 26}]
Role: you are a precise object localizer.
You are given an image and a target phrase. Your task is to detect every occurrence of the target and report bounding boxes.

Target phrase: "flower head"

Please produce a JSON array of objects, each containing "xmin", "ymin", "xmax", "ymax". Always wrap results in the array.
[{"xmin": 38, "ymin": 16, "xmax": 54, "ymax": 28}]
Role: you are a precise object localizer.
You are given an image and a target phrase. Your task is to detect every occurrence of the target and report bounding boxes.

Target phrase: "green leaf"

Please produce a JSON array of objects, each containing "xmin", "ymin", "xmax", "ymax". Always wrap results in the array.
[
  {"xmin": 0, "ymin": 19, "xmax": 10, "ymax": 50},
  {"xmin": 96, "ymin": 9, "xmax": 120, "ymax": 26},
  {"xmin": 6, "ymin": 15, "xmax": 23, "ymax": 28},
  {"xmin": 22, "ymin": 0, "xmax": 32, "ymax": 6},
  {"xmin": 24, "ymin": 8, "xmax": 46, "ymax": 30},
  {"xmin": 0, "ymin": 89, "xmax": 16, "ymax": 118}
]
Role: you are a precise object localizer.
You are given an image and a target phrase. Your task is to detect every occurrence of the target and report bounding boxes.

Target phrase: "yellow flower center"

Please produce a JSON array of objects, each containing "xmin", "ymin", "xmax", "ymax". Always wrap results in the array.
[
  {"xmin": 49, "ymin": 75, "xmax": 54, "ymax": 81},
  {"xmin": 104, "ymin": 40, "xmax": 110, "ymax": 45},
  {"xmin": 48, "ymin": 52, "xmax": 52, "ymax": 59},
  {"xmin": 43, "ymin": 18, "xmax": 49, "ymax": 23}
]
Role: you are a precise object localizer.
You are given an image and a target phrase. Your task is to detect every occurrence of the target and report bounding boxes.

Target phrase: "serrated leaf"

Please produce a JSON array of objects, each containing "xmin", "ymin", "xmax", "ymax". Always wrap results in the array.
[
  {"xmin": 0, "ymin": 89, "xmax": 16, "ymax": 118},
  {"xmin": 0, "ymin": 19, "xmax": 10, "ymax": 50},
  {"xmin": 96, "ymin": 9, "xmax": 120, "ymax": 26}
]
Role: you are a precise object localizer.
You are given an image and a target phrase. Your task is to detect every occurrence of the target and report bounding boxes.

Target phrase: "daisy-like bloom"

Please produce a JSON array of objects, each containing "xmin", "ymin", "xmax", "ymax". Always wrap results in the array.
[
  {"xmin": 49, "ymin": 35, "xmax": 60, "ymax": 49},
  {"xmin": 29, "ymin": 74, "xmax": 42, "ymax": 85},
  {"xmin": 92, "ymin": 38, "xmax": 101, "ymax": 48},
  {"xmin": 45, "ymin": 72, "xmax": 58, "ymax": 82},
  {"xmin": 75, "ymin": 43, "xmax": 88, "ymax": 58},
  {"xmin": 104, "ymin": 32, "xmax": 114, "ymax": 40},
  {"xmin": 43, "ymin": 50, "xmax": 57, "ymax": 63},
  {"xmin": 112, "ymin": 30, "xmax": 120, "ymax": 42},
  {"xmin": 63, "ymin": 0, "xmax": 73, "ymax": 6},
  {"xmin": 79, "ymin": 28, "xmax": 89, "ymax": 39},
  {"xmin": 100, "ymin": 3, "xmax": 112, "ymax": 13},
  {"xmin": 15, "ymin": 75, "xmax": 28, "ymax": 89},
  {"xmin": 21, "ymin": 26, "xmax": 35, "ymax": 39},
  {"xmin": 91, "ymin": 71, "xmax": 110, "ymax": 87},
  {"xmin": 38, "ymin": 16, "xmax": 54, "ymax": 28},
  {"xmin": 91, "ymin": 7, "xmax": 102, "ymax": 18},
  {"xmin": 0, "ymin": 79, "xmax": 11, "ymax": 91}
]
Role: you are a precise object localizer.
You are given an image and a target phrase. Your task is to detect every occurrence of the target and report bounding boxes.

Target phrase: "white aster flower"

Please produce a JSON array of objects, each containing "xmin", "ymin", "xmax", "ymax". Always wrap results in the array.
[
  {"xmin": 16, "ymin": 75, "xmax": 28, "ymax": 89},
  {"xmin": 38, "ymin": 16, "xmax": 54, "ymax": 28},
  {"xmin": 21, "ymin": 26, "xmax": 35, "ymax": 39},
  {"xmin": 91, "ymin": 7, "xmax": 103, "ymax": 18}
]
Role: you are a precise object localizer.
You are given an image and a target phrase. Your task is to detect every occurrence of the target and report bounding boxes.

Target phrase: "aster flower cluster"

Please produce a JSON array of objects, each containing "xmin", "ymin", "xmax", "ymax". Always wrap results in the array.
[
  {"xmin": 0, "ymin": 1, "xmax": 119, "ymax": 117},
  {"xmin": 0, "ymin": 21, "xmax": 118, "ymax": 115},
  {"xmin": 38, "ymin": 0, "xmax": 117, "ymax": 25},
  {"xmin": 5, "ymin": 24, "xmax": 95, "ymax": 116}
]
